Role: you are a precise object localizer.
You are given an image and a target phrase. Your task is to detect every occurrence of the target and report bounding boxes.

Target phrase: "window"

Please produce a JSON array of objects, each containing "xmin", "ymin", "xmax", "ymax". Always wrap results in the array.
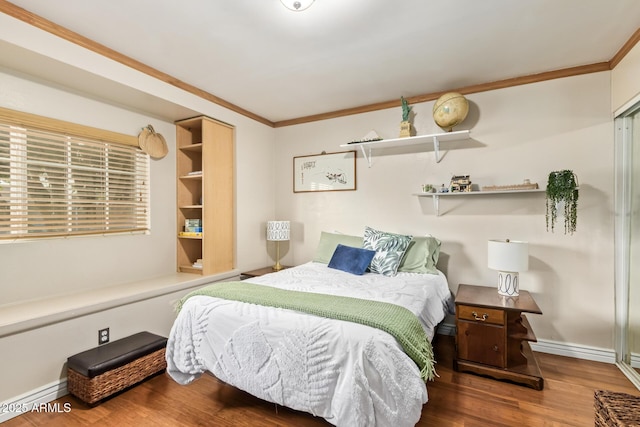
[{"xmin": 0, "ymin": 108, "xmax": 149, "ymax": 240}]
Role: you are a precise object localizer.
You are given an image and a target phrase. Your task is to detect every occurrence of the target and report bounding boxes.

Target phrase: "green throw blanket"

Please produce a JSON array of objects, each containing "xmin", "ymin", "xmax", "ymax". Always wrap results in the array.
[{"xmin": 177, "ymin": 281, "xmax": 435, "ymax": 381}]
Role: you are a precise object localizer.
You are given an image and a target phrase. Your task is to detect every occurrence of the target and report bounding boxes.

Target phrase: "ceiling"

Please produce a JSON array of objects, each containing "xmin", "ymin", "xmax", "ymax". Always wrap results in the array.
[{"xmin": 3, "ymin": 0, "xmax": 640, "ymax": 126}]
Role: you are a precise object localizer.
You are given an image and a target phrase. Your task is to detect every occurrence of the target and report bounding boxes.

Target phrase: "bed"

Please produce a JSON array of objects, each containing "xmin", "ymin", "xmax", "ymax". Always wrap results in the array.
[{"xmin": 166, "ymin": 229, "xmax": 453, "ymax": 427}]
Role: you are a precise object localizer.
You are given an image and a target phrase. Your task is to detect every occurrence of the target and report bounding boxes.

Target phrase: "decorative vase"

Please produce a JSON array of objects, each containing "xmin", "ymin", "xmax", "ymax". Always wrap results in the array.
[{"xmin": 399, "ymin": 120, "xmax": 412, "ymax": 138}]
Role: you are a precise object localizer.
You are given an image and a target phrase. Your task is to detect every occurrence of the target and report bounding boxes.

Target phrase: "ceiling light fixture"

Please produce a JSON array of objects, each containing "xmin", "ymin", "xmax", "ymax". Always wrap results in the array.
[{"xmin": 280, "ymin": 0, "xmax": 315, "ymax": 11}]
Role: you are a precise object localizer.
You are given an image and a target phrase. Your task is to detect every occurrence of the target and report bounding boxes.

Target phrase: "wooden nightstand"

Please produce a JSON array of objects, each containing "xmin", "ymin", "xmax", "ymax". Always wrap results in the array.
[
  {"xmin": 454, "ymin": 284, "xmax": 544, "ymax": 390},
  {"xmin": 240, "ymin": 266, "xmax": 291, "ymax": 279}
]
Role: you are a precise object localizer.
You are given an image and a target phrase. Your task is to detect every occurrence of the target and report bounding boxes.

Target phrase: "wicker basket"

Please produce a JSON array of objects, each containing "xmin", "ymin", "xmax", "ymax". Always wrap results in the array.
[
  {"xmin": 595, "ymin": 390, "xmax": 640, "ymax": 426},
  {"xmin": 67, "ymin": 348, "xmax": 166, "ymax": 405}
]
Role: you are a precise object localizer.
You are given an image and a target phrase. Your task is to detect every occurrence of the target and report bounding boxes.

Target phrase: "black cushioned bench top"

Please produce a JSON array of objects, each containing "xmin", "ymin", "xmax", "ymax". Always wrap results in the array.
[{"xmin": 67, "ymin": 331, "xmax": 167, "ymax": 378}]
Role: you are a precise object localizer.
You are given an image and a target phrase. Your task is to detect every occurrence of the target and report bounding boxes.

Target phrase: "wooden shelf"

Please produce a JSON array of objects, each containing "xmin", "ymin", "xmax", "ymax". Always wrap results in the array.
[
  {"xmin": 414, "ymin": 188, "xmax": 546, "ymax": 216},
  {"xmin": 340, "ymin": 130, "xmax": 470, "ymax": 166},
  {"xmin": 179, "ymin": 174, "xmax": 202, "ymax": 180},
  {"xmin": 179, "ymin": 142, "xmax": 203, "ymax": 152},
  {"xmin": 454, "ymin": 341, "xmax": 543, "ymax": 390},
  {"xmin": 178, "ymin": 265, "xmax": 203, "ymax": 274},
  {"xmin": 508, "ymin": 314, "xmax": 538, "ymax": 342},
  {"xmin": 176, "ymin": 116, "xmax": 235, "ymax": 276}
]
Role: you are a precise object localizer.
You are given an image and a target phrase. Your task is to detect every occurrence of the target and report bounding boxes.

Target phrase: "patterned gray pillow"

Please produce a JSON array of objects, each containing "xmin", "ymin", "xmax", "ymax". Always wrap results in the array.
[{"xmin": 363, "ymin": 226, "xmax": 412, "ymax": 276}]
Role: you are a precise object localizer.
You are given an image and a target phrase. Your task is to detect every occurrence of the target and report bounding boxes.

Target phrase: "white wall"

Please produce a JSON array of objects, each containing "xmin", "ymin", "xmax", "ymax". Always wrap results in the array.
[
  {"xmin": 0, "ymin": 70, "xmax": 177, "ymax": 304},
  {"xmin": 0, "ymin": 69, "xmax": 276, "ymax": 403},
  {"xmin": 613, "ymin": 41, "xmax": 640, "ymax": 113},
  {"xmin": 0, "ymin": 281, "xmax": 225, "ymax": 408},
  {"xmin": 0, "ymin": 13, "xmax": 278, "ymax": 405},
  {"xmin": 0, "ymin": 68, "xmax": 279, "ymax": 304},
  {"xmin": 275, "ymin": 71, "xmax": 615, "ymax": 350}
]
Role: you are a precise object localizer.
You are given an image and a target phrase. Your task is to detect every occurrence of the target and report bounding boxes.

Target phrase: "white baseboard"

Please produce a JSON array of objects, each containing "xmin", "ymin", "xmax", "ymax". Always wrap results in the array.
[
  {"xmin": 0, "ymin": 379, "xmax": 67, "ymax": 423},
  {"xmin": 437, "ymin": 321, "xmax": 616, "ymax": 364},
  {"xmin": 529, "ymin": 340, "xmax": 616, "ymax": 364}
]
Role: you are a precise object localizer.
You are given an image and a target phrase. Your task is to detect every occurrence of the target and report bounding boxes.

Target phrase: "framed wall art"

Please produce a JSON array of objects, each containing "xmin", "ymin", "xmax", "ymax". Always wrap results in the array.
[{"xmin": 293, "ymin": 150, "xmax": 356, "ymax": 193}]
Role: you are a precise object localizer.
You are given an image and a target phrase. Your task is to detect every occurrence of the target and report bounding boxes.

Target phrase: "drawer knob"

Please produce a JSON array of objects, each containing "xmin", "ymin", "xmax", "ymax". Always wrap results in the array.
[
  {"xmin": 493, "ymin": 345, "xmax": 499, "ymax": 352},
  {"xmin": 472, "ymin": 311, "xmax": 488, "ymax": 321}
]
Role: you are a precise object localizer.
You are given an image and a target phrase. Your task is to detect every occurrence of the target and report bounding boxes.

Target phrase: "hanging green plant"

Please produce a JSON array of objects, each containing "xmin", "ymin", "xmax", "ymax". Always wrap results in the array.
[{"xmin": 546, "ymin": 170, "xmax": 579, "ymax": 234}]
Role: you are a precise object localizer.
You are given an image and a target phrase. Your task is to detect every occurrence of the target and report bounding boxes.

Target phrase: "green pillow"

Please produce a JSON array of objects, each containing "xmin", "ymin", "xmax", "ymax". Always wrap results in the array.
[
  {"xmin": 313, "ymin": 231, "xmax": 364, "ymax": 264},
  {"xmin": 398, "ymin": 235, "xmax": 441, "ymax": 274}
]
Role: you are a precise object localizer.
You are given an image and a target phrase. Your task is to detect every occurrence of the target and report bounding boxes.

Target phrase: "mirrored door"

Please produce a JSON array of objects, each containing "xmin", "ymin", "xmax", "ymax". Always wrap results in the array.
[{"xmin": 615, "ymin": 102, "xmax": 640, "ymax": 388}]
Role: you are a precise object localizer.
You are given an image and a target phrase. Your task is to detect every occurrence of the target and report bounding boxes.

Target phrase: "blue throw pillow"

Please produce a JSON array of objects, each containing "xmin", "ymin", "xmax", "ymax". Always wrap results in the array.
[{"xmin": 328, "ymin": 244, "xmax": 376, "ymax": 275}]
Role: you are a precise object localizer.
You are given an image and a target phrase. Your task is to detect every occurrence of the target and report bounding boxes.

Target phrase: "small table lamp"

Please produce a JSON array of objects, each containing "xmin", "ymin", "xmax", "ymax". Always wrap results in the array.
[
  {"xmin": 266, "ymin": 220, "xmax": 290, "ymax": 271},
  {"xmin": 488, "ymin": 239, "xmax": 529, "ymax": 296}
]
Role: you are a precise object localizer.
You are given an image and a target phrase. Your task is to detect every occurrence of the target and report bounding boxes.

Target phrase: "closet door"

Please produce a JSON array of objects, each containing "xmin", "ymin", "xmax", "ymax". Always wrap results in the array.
[
  {"xmin": 614, "ymin": 103, "xmax": 640, "ymax": 388},
  {"xmin": 628, "ymin": 111, "xmax": 640, "ymax": 372}
]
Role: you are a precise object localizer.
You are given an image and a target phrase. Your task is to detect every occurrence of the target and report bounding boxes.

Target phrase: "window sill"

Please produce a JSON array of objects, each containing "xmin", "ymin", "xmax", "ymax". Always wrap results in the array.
[{"xmin": 0, "ymin": 270, "xmax": 239, "ymax": 338}]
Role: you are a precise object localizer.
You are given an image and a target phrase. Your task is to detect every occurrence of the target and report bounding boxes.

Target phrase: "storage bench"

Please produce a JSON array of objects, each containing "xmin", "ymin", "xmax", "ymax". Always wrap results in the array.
[
  {"xmin": 67, "ymin": 331, "xmax": 167, "ymax": 405},
  {"xmin": 595, "ymin": 389, "xmax": 640, "ymax": 426}
]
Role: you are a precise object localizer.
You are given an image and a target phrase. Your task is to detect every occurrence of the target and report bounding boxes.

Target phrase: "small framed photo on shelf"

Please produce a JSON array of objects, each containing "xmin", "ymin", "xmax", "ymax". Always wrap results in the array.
[{"xmin": 293, "ymin": 150, "xmax": 356, "ymax": 193}]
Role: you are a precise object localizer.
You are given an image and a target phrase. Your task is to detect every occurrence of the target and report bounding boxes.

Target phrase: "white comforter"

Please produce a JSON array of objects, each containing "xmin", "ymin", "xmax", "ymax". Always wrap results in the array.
[{"xmin": 166, "ymin": 262, "xmax": 453, "ymax": 427}]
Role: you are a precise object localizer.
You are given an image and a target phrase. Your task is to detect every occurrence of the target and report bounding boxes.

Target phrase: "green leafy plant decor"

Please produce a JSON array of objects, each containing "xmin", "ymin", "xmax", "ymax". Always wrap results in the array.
[{"xmin": 546, "ymin": 170, "xmax": 579, "ymax": 235}]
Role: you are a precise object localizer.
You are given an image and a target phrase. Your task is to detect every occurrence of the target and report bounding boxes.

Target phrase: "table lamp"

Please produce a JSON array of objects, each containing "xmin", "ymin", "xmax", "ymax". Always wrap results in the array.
[
  {"xmin": 487, "ymin": 239, "xmax": 529, "ymax": 296},
  {"xmin": 266, "ymin": 220, "xmax": 290, "ymax": 271}
]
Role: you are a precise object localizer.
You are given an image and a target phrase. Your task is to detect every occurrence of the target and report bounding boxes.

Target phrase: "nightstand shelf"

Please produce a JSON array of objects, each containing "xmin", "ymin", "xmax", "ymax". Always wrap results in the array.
[
  {"xmin": 240, "ymin": 266, "xmax": 291, "ymax": 279},
  {"xmin": 454, "ymin": 284, "xmax": 544, "ymax": 390}
]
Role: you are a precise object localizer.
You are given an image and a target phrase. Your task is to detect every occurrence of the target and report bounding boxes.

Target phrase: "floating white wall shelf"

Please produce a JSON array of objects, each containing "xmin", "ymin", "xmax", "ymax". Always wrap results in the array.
[
  {"xmin": 340, "ymin": 130, "xmax": 470, "ymax": 167},
  {"xmin": 413, "ymin": 188, "xmax": 546, "ymax": 216}
]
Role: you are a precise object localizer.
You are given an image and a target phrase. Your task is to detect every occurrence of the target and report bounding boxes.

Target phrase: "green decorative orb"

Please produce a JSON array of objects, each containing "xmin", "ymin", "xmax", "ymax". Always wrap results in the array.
[{"xmin": 433, "ymin": 92, "xmax": 469, "ymax": 131}]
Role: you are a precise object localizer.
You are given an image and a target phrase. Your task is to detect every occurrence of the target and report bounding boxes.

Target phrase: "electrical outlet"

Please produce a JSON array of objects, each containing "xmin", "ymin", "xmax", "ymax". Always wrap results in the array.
[{"xmin": 98, "ymin": 328, "xmax": 110, "ymax": 345}]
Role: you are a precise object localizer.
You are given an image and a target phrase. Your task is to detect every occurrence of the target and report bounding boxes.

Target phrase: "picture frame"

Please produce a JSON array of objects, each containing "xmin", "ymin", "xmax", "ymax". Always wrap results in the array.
[{"xmin": 293, "ymin": 150, "xmax": 357, "ymax": 193}]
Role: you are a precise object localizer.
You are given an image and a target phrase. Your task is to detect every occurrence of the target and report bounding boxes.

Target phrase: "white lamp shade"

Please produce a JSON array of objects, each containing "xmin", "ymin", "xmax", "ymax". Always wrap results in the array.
[
  {"xmin": 488, "ymin": 239, "xmax": 529, "ymax": 272},
  {"xmin": 266, "ymin": 221, "xmax": 290, "ymax": 241}
]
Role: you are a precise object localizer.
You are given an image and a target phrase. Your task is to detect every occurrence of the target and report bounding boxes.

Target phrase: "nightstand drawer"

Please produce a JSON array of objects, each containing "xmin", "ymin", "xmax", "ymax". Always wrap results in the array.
[{"xmin": 457, "ymin": 305, "xmax": 505, "ymax": 326}]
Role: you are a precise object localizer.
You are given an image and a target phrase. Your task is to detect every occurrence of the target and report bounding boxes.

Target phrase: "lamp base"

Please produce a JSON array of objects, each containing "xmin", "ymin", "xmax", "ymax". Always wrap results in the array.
[
  {"xmin": 272, "ymin": 241, "xmax": 284, "ymax": 271},
  {"xmin": 497, "ymin": 271, "xmax": 519, "ymax": 296}
]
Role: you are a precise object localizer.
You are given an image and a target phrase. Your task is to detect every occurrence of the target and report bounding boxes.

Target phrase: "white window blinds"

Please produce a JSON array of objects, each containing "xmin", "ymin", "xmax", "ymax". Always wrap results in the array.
[{"xmin": 0, "ymin": 113, "xmax": 149, "ymax": 240}]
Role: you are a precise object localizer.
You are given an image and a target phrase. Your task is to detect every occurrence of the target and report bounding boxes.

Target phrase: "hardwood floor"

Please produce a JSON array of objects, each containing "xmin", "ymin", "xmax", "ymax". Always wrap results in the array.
[{"xmin": 5, "ymin": 335, "xmax": 638, "ymax": 426}]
